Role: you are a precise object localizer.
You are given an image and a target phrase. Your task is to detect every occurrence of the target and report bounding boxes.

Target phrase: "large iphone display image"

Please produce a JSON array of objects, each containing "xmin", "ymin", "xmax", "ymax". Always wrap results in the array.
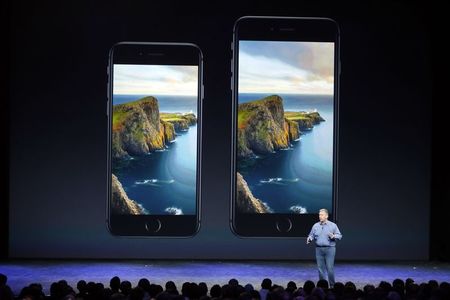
[
  {"xmin": 236, "ymin": 41, "xmax": 335, "ymax": 214},
  {"xmin": 111, "ymin": 64, "xmax": 198, "ymax": 215}
]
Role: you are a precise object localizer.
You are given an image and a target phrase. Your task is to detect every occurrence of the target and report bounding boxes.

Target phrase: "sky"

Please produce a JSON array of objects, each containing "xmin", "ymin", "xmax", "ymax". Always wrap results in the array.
[
  {"xmin": 113, "ymin": 64, "xmax": 198, "ymax": 96},
  {"xmin": 239, "ymin": 41, "xmax": 334, "ymax": 95}
]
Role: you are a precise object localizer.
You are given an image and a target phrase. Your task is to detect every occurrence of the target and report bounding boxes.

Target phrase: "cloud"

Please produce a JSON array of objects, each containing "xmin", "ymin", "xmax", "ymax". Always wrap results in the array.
[
  {"xmin": 238, "ymin": 41, "xmax": 334, "ymax": 94},
  {"xmin": 113, "ymin": 64, "xmax": 198, "ymax": 96},
  {"xmin": 296, "ymin": 42, "xmax": 335, "ymax": 78}
]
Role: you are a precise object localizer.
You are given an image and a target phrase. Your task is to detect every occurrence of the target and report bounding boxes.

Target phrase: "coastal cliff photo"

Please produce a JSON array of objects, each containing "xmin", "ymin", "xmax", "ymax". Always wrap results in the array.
[
  {"xmin": 236, "ymin": 41, "xmax": 335, "ymax": 214},
  {"xmin": 111, "ymin": 64, "xmax": 198, "ymax": 215}
]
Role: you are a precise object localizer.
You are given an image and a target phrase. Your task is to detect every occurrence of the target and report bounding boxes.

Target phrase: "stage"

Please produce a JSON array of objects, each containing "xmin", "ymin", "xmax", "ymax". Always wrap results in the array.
[{"xmin": 1, "ymin": 260, "xmax": 449, "ymax": 295}]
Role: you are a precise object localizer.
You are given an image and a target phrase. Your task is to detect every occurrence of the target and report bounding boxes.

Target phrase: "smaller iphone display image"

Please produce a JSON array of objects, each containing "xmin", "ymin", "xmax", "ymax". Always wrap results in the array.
[{"xmin": 111, "ymin": 64, "xmax": 199, "ymax": 216}]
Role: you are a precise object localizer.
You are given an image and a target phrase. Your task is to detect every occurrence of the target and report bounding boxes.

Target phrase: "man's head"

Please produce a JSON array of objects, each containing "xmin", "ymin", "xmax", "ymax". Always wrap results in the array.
[{"xmin": 319, "ymin": 208, "xmax": 328, "ymax": 222}]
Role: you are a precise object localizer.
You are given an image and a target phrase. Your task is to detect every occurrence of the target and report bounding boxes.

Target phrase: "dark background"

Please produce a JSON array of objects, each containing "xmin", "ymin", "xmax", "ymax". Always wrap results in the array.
[{"xmin": 4, "ymin": 1, "xmax": 449, "ymax": 260}]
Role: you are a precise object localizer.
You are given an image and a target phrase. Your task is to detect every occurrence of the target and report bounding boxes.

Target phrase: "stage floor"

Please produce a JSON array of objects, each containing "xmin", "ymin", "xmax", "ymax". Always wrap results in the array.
[{"xmin": 1, "ymin": 260, "xmax": 449, "ymax": 295}]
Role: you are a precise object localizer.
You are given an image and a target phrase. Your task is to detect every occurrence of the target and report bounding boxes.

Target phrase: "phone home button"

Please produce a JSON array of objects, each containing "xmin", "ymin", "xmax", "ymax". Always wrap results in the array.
[
  {"xmin": 276, "ymin": 218, "xmax": 292, "ymax": 233},
  {"xmin": 145, "ymin": 219, "xmax": 162, "ymax": 233}
]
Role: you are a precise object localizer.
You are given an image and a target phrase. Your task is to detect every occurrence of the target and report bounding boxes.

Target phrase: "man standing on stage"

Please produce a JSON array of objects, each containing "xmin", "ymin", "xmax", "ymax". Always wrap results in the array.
[{"xmin": 307, "ymin": 208, "xmax": 342, "ymax": 287}]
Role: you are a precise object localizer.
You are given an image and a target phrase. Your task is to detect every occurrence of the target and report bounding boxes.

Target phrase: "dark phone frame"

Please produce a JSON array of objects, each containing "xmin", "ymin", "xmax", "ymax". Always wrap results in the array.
[
  {"xmin": 106, "ymin": 42, "xmax": 203, "ymax": 237},
  {"xmin": 230, "ymin": 17, "xmax": 340, "ymax": 237}
]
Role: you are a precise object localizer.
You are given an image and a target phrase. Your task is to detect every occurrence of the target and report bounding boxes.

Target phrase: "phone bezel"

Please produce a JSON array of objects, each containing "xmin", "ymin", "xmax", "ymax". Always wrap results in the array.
[
  {"xmin": 230, "ymin": 17, "xmax": 340, "ymax": 238},
  {"xmin": 106, "ymin": 42, "xmax": 203, "ymax": 237}
]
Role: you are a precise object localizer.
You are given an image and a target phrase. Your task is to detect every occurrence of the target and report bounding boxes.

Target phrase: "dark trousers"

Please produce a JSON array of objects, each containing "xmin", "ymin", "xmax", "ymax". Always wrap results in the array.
[{"xmin": 315, "ymin": 246, "xmax": 336, "ymax": 287}]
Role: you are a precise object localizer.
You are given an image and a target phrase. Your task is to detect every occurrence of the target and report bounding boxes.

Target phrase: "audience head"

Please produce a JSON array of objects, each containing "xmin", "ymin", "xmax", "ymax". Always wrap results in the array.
[
  {"xmin": 138, "ymin": 278, "xmax": 151, "ymax": 292},
  {"xmin": 286, "ymin": 281, "xmax": 297, "ymax": 291},
  {"xmin": 129, "ymin": 286, "xmax": 145, "ymax": 300},
  {"xmin": 428, "ymin": 279, "xmax": 439, "ymax": 290},
  {"xmin": 303, "ymin": 280, "xmax": 315, "ymax": 295},
  {"xmin": 120, "ymin": 280, "xmax": 132, "ymax": 296},
  {"xmin": 261, "ymin": 278, "xmax": 272, "ymax": 290},
  {"xmin": 229, "ymin": 278, "xmax": 239, "ymax": 286},
  {"xmin": 165, "ymin": 281, "xmax": 176, "ymax": 290},
  {"xmin": 110, "ymin": 276, "xmax": 121, "ymax": 292},
  {"xmin": 199, "ymin": 282, "xmax": 208, "ymax": 296},
  {"xmin": 244, "ymin": 283, "xmax": 254, "ymax": 292},
  {"xmin": 76, "ymin": 280, "xmax": 87, "ymax": 294},
  {"xmin": 311, "ymin": 286, "xmax": 326, "ymax": 300},
  {"xmin": 210, "ymin": 284, "xmax": 222, "ymax": 298},
  {"xmin": 316, "ymin": 279, "xmax": 328, "ymax": 290},
  {"xmin": 386, "ymin": 290, "xmax": 401, "ymax": 300},
  {"xmin": 149, "ymin": 283, "xmax": 164, "ymax": 298},
  {"xmin": 250, "ymin": 290, "xmax": 261, "ymax": 300}
]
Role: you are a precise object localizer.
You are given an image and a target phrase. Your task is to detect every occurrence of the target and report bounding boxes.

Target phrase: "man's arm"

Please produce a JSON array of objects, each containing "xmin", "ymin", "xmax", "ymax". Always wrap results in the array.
[
  {"xmin": 306, "ymin": 225, "xmax": 315, "ymax": 243},
  {"xmin": 332, "ymin": 224, "xmax": 342, "ymax": 240}
]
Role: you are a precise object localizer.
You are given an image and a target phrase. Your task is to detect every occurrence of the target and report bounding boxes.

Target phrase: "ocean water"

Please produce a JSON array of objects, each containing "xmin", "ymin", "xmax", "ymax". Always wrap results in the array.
[
  {"xmin": 237, "ymin": 93, "xmax": 334, "ymax": 214},
  {"xmin": 112, "ymin": 94, "xmax": 198, "ymax": 215}
]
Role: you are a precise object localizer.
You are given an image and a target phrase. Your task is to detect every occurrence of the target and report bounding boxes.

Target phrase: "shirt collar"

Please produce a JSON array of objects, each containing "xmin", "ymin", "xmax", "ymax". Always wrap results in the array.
[{"xmin": 320, "ymin": 220, "xmax": 328, "ymax": 225}]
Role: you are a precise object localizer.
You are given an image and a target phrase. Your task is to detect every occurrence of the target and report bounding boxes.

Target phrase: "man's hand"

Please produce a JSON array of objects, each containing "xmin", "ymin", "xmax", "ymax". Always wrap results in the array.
[
  {"xmin": 306, "ymin": 236, "xmax": 312, "ymax": 244},
  {"xmin": 328, "ymin": 232, "xmax": 335, "ymax": 239}
]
